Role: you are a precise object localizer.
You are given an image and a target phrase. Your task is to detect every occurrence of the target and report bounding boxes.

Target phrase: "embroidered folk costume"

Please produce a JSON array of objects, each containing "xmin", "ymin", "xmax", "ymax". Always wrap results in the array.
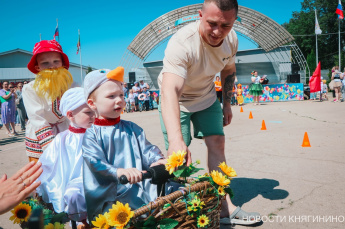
[{"xmin": 23, "ymin": 40, "xmax": 72, "ymax": 160}]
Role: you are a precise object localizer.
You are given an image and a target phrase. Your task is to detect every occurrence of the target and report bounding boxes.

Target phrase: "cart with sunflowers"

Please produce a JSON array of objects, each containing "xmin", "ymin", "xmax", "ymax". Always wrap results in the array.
[
  {"xmin": 92, "ymin": 151, "xmax": 237, "ymax": 229},
  {"xmin": 8, "ymin": 150, "xmax": 236, "ymax": 229}
]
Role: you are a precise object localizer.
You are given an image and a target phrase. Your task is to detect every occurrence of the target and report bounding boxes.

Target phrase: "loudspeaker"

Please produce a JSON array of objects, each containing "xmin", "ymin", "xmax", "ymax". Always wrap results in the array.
[
  {"xmin": 287, "ymin": 74, "xmax": 300, "ymax": 83},
  {"xmin": 291, "ymin": 63, "xmax": 300, "ymax": 74},
  {"xmin": 129, "ymin": 72, "xmax": 136, "ymax": 83}
]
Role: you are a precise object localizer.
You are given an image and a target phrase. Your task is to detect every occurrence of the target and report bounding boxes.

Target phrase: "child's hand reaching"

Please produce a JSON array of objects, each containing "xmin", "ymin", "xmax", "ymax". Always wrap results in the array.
[
  {"xmin": 117, "ymin": 168, "xmax": 143, "ymax": 184},
  {"xmin": 150, "ymin": 159, "xmax": 167, "ymax": 167}
]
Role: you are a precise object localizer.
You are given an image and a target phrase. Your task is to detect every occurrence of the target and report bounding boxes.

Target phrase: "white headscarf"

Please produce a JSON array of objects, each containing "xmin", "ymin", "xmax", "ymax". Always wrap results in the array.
[{"xmin": 59, "ymin": 87, "xmax": 86, "ymax": 116}]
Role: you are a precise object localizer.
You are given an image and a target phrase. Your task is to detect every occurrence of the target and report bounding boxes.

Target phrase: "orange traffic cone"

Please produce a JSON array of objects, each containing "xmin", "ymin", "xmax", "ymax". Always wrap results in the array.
[
  {"xmin": 249, "ymin": 111, "xmax": 253, "ymax": 119},
  {"xmin": 261, "ymin": 120, "xmax": 267, "ymax": 130},
  {"xmin": 301, "ymin": 132, "xmax": 311, "ymax": 147},
  {"xmin": 240, "ymin": 107, "xmax": 243, "ymax": 112}
]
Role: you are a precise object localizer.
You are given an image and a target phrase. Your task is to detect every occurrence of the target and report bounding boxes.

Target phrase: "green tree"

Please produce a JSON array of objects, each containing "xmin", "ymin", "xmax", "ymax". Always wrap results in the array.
[
  {"xmin": 283, "ymin": 0, "xmax": 345, "ymax": 70},
  {"xmin": 86, "ymin": 66, "xmax": 93, "ymax": 74},
  {"xmin": 306, "ymin": 49, "xmax": 316, "ymax": 73}
]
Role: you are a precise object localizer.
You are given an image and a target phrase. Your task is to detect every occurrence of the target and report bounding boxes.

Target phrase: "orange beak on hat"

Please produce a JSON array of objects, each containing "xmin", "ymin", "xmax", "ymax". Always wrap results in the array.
[{"xmin": 106, "ymin": 66, "xmax": 124, "ymax": 82}]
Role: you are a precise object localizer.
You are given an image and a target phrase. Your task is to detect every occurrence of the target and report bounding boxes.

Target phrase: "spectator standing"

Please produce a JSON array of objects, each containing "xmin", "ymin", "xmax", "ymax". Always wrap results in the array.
[
  {"xmin": 331, "ymin": 66, "xmax": 343, "ymax": 102},
  {"xmin": 0, "ymin": 81, "xmax": 17, "ymax": 136},
  {"xmin": 322, "ymin": 80, "xmax": 329, "ymax": 101},
  {"xmin": 143, "ymin": 87, "xmax": 151, "ymax": 111},
  {"xmin": 132, "ymin": 81, "xmax": 141, "ymax": 111},
  {"xmin": 139, "ymin": 80, "xmax": 150, "ymax": 90},
  {"xmin": 123, "ymin": 82, "xmax": 129, "ymax": 98},
  {"xmin": 128, "ymin": 89, "xmax": 136, "ymax": 112},
  {"xmin": 214, "ymin": 75, "xmax": 222, "ymax": 103},
  {"xmin": 249, "ymin": 71, "xmax": 263, "ymax": 105},
  {"xmin": 16, "ymin": 83, "xmax": 27, "ymax": 131}
]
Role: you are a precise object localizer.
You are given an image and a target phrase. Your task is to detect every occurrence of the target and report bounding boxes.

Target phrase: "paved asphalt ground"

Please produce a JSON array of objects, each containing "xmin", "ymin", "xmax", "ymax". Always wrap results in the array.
[{"xmin": 0, "ymin": 98, "xmax": 344, "ymax": 229}]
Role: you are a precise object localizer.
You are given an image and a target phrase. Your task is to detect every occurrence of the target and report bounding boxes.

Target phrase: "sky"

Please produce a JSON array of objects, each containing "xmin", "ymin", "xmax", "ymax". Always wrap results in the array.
[{"xmin": 0, "ymin": 0, "xmax": 303, "ymax": 69}]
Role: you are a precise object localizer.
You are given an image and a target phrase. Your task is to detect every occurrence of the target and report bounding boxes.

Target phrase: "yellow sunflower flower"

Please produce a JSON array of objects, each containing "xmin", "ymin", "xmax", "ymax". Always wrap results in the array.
[
  {"xmin": 9, "ymin": 203, "xmax": 32, "ymax": 224},
  {"xmin": 106, "ymin": 201, "xmax": 134, "ymax": 229},
  {"xmin": 92, "ymin": 213, "xmax": 110, "ymax": 229},
  {"xmin": 165, "ymin": 150, "xmax": 186, "ymax": 174},
  {"xmin": 44, "ymin": 222, "xmax": 64, "ymax": 229},
  {"xmin": 217, "ymin": 186, "xmax": 226, "ymax": 196},
  {"xmin": 187, "ymin": 197, "xmax": 205, "ymax": 211},
  {"xmin": 210, "ymin": 170, "xmax": 230, "ymax": 186},
  {"xmin": 218, "ymin": 162, "xmax": 237, "ymax": 177},
  {"xmin": 197, "ymin": 214, "xmax": 209, "ymax": 228}
]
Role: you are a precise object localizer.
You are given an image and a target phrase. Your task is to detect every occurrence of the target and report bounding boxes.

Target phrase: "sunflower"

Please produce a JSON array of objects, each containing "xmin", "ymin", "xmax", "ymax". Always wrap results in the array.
[
  {"xmin": 92, "ymin": 213, "xmax": 110, "ymax": 229},
  {"xmin": 165, "ymin": 150, "xmax": 187, "ymax": 174},
  {"xmin": 44, "ymin": 222, "xmax": 64, "ymax": 229},
  {"xmin": 197, "ymin": 214, "xmax": 209, "ymax": 228},
  {"xmin": 217, "ymin": 186, "xmax": 226, "ymax": 196},
  {"xmin": 9, "ymin": 203, "xmax": 32, "ymax": 224},
  {"xmin": 106, "ymin": 201, "xmax": 134, "ymax": 229},
  {"xmin": 218, "ymin": 162, "xmax": 237, "ymax": 177},
  {"xmin": 210, "ymin": 170, "xmax": 230, "ymax": 186},
  {"xmin": 187, "ymin": 197, "xmax": 205, "ymax": 212}
]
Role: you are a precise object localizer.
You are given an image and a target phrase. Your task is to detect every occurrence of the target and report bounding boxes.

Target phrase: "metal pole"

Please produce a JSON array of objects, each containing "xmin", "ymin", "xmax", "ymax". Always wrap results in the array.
[
  {"xmin": 57, "ymin": 19, "xmax": 59, "ymax": 43},
  {"xmin": 339, "ymin": 19, "xmax": 341, "ymax": 70},
  {"xmin": 39, "ymin": 33, "xmax": 41, "ymax": 41},
  {"xmin": 79, "ymin": 29, "xmax": 83, "ymax": 85},
  {"xmin": 316, "ymin": 34, "xmax": 318, "ymax": 66}
]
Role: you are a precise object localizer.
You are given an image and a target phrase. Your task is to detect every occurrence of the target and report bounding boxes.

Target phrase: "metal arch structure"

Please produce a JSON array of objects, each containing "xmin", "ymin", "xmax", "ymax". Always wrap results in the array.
[{"xmin": 120, "ymin": 4, "xmax": 310, "ymax": 84}]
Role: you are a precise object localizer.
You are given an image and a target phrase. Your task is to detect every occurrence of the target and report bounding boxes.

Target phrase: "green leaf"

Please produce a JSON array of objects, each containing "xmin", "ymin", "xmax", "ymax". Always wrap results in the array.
[
  {"xmin": 224, "ymin": 187, "xmax": 234, "ymax": 199},
  {"xmin": 143, "ymin": 215, "xmax": 157, "ymax": 227},
  {"xmin": 159, "ymin": 218, "xmax": 179, "ymax": 229},
  {"xmin": 198, "ymin": 176, "xmax": 212, "ymax": 182},
  {"xmin": 50, "ymin": 212, "xmax": 67, "ymax": 224},
  {"xmin": 173, "ymin": 165, "xmax": 187, "ymax": 177},
  {"xmin": 188, "ymin": 167, "xmax": 204, "ymax": 176}
]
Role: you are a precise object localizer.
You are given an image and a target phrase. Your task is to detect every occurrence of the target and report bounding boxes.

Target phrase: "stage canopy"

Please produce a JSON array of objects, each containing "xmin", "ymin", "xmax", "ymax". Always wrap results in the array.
[{"xmin": 120, "ymin": 4, "xmax": 309, "ymax": 84}]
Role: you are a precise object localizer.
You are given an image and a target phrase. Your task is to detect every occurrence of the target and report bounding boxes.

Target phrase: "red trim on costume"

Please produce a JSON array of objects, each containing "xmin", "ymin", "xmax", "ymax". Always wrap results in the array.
[
  {"xmin": 69, "ymin": 126, "xmax": 87, "ymax": 133},
  {"xmin": 94, "ymin": 117, "xmax": 120, "ymax": 126}
]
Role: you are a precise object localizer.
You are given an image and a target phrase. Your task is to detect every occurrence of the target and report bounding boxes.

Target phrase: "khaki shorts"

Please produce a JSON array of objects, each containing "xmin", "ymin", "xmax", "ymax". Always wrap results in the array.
[{"xmin": 159, "ymin": 99, "xmax": 224, "ymax": 150}]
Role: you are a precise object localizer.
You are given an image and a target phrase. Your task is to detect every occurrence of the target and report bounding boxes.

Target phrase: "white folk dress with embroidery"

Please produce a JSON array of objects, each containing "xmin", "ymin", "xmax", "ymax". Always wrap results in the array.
[{"xmin": 22, "ymin": 81, "xmax": 69, "ymax": 158}]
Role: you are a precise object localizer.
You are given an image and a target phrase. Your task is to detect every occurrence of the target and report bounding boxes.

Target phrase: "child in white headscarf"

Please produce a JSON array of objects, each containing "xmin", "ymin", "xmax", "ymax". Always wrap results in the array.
[{"xmin": 36, "ymin": 87, "xmax": 95, "ymax": 229}]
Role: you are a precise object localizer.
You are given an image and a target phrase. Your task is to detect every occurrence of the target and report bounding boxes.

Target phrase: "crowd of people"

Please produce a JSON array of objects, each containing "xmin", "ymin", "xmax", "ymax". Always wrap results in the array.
[
  {"xmin": 309, "ymin": 65, "xmax": 345, "ymax": 102},
  {"xmin": 0, "ymin": 81, "xmax": 28, "ymax": 136},
  {"xmin": 214, "ymin": 70, "xmax": 265, "ymax": 106},
  {"xmin": 0, "ymin": 1, "xmax": 263, "ymax": 228},
  {"xmin": 122, "ymin": 80, "xmax": 158, "ymax": 112}
]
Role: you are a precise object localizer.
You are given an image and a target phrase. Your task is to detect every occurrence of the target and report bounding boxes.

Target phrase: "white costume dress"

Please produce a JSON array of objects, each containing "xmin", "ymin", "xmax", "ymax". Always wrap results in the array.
[
  {"xmin": 23, "ymin": 81, "xmax": 69, "ymax": 158},
  {"xmin": 36, "ymin": 126, "xmax": 87, "ymax": 221}
]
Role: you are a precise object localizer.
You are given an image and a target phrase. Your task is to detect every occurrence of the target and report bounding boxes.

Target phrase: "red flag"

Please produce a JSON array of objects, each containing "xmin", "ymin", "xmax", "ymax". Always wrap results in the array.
[{"xmin": 309, "ymin": 62, "xmax": 321, "ymax": 93}]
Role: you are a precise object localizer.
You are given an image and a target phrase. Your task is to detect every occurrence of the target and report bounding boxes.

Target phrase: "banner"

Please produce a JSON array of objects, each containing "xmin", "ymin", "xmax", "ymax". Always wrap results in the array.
[
  {"xmin": 242, "ymin": 83, "xmax": 304, "ymax": 103},
  {"xmin": 175, "ymin": 14, "xmax": 200, "ymax": 26}
]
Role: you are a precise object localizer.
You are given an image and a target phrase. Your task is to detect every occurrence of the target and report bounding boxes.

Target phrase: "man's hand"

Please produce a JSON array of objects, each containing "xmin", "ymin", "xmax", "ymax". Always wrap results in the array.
[
  {"xmin": 161, "ymin": 73, "xmax": 191, "ymax": 165},
  {"xmin": 223, "ymin": 102, "xmax": 233, "ymax": 127},
  {"xmin": 117, "ymin": 168, "xmax": 143, "ymax": 184},
  {"xmin": 150, "ymin": 159, "xmax": 167, "ymax": 167},
  {"xmin": 167, "ymin": 140, "xmax": 192, "ymax": 166}
]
